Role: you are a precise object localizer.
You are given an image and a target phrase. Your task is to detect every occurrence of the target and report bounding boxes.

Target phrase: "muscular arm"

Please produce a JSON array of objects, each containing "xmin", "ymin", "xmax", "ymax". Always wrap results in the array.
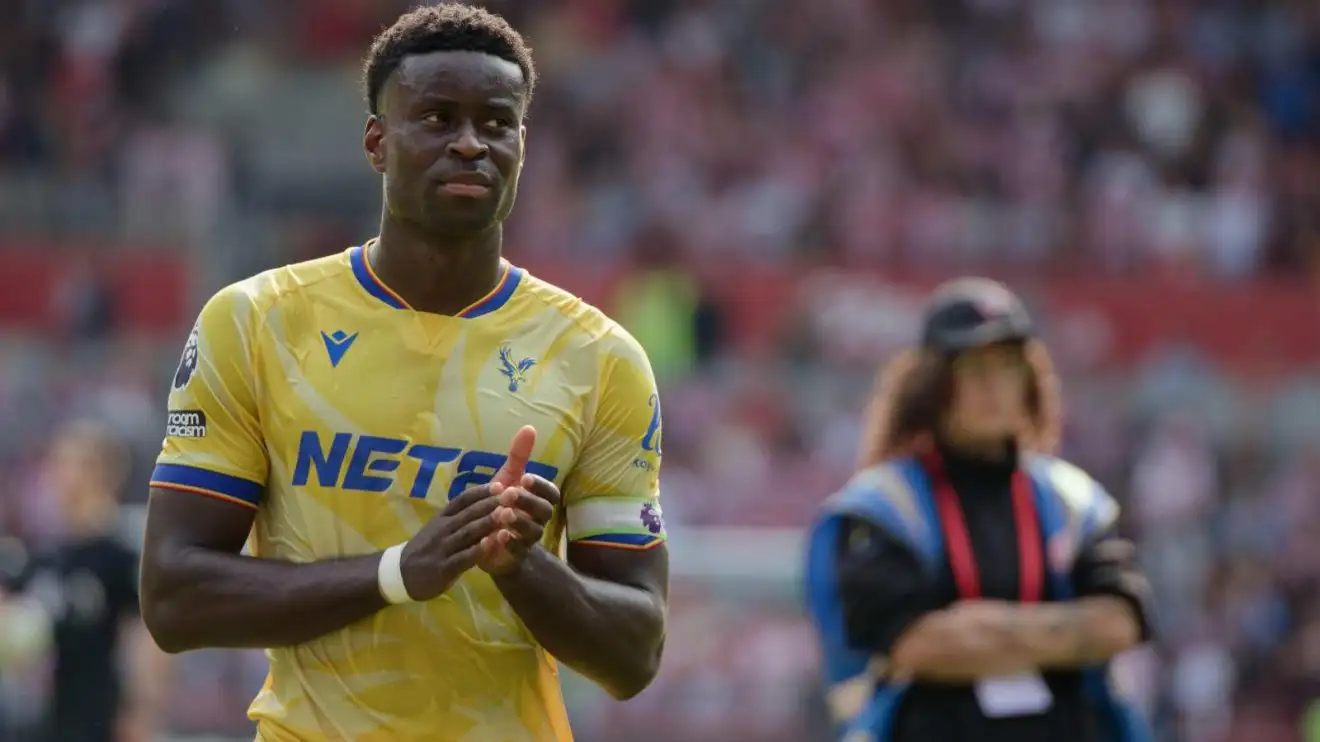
[
  {"xmin": 493, "ymin": 543, "xmax": 668, "ymax": 701},
  {"xmin": 142, "ymin": 480, "xmax": 508, "ymax": 654},
  {"xmin": 494, "ymin": 329, "xmax": 669, "ymax": 699},
  {"xmin": 139, "ymin": 489, "xmax": 390, "ymax": 652}
]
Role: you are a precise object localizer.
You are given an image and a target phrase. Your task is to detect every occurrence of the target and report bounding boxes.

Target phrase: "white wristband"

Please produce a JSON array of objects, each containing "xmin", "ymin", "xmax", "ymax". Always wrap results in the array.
[{"xmin": 377, "ymin": 543, "xmax": 414, "ymax": 605}]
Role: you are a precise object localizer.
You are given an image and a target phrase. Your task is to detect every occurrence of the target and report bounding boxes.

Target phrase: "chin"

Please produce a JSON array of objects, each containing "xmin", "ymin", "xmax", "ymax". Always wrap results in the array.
[{"xmin": 426, "ymin": 212, "xmax": 499, "ymax": 237}]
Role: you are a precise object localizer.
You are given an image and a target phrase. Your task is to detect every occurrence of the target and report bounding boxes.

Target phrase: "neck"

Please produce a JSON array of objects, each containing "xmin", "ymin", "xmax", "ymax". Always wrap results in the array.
[{"xmin": 373, "ymin": 217, "xmax": 504, "ymax": 315}]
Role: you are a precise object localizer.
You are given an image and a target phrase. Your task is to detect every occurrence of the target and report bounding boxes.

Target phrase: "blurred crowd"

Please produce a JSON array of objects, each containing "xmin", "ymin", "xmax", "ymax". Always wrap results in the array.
[
  {"xmin": 3, "ymin": 0, "xmax": 1320, "ymax": 740},
  {"xmin": 3, "ymin": 0, "xmax": 1320, "ymax": 273}
]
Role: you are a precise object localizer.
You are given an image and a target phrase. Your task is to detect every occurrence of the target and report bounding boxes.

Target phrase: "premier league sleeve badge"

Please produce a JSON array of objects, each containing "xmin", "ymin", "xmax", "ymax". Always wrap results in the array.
[{"xmin": 173, "ymin": 325, "xmax": 200, "ymax": 390}]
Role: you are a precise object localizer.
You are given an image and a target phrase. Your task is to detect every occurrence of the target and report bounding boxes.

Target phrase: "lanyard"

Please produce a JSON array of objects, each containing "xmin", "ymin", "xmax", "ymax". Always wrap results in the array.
[{"xmin": 922, "ymin": 451, "xmax": 1044, "ymax": 603}]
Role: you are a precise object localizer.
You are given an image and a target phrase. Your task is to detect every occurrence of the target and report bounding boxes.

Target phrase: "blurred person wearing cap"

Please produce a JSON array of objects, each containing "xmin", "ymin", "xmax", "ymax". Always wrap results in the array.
[
  {"xmin": 2, "ymin": 421, "xmax": 168, "ymax": 742},
  {"xmin": 804, "ymin": 279, "xmax": 1154, "ymax": 742}
]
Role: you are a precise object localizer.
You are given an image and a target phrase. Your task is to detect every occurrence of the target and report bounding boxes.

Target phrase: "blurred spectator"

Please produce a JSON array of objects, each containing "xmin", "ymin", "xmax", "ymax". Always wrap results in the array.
[
  {"xmin": 1, "ymin": 0, "xmax": 1317, "ymax": 272},
  {"xmin": 2, "ymin": 421, "xmax": 168, "ymax": 742},
  {"xmin": 1131, "ymin": 413, "xmax": 1219, "ymax": 633}
]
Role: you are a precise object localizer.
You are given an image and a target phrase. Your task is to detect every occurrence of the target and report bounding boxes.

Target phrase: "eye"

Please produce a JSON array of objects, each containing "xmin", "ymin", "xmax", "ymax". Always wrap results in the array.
[
  {"xmin": 421, "ymin": 112, "xmax": 449, "ymax": 126},
  {"xmin": 485, "ymin": 118, "xmax": 514, "ymax": 131}
]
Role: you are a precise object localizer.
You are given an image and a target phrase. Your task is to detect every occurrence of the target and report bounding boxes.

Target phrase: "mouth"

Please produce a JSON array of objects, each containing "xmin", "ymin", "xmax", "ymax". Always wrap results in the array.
[
  {"xmin": 439, "ymin": 183, "xmax": 490, "ymax": 197},
  {"xmin": 437, "ymin": 173, "xmax": 494, "ymax": 197}
]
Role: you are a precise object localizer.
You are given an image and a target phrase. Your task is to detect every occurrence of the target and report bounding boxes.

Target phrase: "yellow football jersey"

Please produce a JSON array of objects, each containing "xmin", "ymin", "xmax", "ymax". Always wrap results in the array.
[{"xmin": 151, "ymin": 242, "xmax": 665, "ymax": 742}]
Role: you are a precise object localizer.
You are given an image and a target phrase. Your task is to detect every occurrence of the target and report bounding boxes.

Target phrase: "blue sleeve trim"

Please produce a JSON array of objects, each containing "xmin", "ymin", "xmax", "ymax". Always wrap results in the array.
[
  {"xmin": 151, "ymin": 463, "xmax": 264, "ymax": 507},
  {"xmin": 573, "ymin": 532, "xmax": 664, "ymax": 549}
]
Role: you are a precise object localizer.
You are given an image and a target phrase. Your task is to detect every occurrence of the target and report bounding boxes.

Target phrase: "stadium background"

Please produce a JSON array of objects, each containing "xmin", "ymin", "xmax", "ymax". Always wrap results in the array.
[{"xmin": 2, "ymin": 0, "xmax": 1320, "ymax": 740}]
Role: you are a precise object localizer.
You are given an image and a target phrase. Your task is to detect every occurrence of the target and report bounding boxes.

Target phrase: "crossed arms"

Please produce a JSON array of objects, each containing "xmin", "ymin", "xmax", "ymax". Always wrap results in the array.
[
  {"xmin": 836, "ymin": 519, "xmax": 1152, "ymax": 682},
  {"xmin": 889, "ymin": 595, "xmax": 1142, "ymax": 681}
]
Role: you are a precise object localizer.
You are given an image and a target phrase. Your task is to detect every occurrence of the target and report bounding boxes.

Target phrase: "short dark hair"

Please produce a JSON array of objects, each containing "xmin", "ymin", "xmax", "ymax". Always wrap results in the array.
[{"xmin": 362, "ymin": 3, "xmax": 537, "ymax": 116}]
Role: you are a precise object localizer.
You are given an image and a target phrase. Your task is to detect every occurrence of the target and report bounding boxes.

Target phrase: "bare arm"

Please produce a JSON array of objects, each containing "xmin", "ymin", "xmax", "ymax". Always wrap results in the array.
[
  {"xmin": 495, "ymin": 540, "xmax": 668, "ymax": 700},
  {"xmin": 890, "ymin": 532, "xmax": 1151, "ymax": 682},
  {"xmin": 485, "ymin": 332, "xmax": 670, "ymax": 699},
  {"xmin": 889, "ymin": 596, "xmax": 1140, "ymax": 681},
  {"xmin": 140, "ymin": 486, "xmax": 505, "ymax": 652},
  {"xmin": 140, "ymin": 489, "xmax": 391, "ymax": 652},
  {"xmin": 1008, "ymin": 596, "xmax": 1141, "ymax": 666}
]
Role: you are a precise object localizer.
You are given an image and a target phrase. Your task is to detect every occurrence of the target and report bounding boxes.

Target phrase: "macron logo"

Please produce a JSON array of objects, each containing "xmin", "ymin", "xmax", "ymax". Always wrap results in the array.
[{"xmin": 321, "ymin": 330, "xmax": 358, "ymax": 368}]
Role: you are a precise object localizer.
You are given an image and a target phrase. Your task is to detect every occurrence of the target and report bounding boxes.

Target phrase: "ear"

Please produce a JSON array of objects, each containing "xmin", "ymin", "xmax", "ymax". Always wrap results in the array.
[{"xmin": 364, "ymin": 115, "xmax": 387, "ymax": 175}]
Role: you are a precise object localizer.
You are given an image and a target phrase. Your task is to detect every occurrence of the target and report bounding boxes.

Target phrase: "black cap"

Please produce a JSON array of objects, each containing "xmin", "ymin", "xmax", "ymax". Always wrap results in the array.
[{"xmin": 920, "ymin": 278, "xmax": 1034, "ymax": 353}]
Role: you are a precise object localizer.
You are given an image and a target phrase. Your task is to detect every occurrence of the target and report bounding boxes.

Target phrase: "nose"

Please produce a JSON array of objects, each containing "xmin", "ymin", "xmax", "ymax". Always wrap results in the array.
[{"xmin": 447, "ymin": 121, "xmax": 489, "ymax": 160}]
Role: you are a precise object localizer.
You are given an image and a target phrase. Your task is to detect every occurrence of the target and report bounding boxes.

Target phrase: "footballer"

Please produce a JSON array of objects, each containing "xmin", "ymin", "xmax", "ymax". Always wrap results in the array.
[{"xmin": 139, "ymin": 5, "xmax": 668, "ymax": 741}]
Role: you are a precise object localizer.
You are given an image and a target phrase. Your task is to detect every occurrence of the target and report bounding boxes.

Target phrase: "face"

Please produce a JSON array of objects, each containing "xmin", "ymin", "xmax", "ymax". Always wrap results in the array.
[
  {"xmin": 944, "ymin": 343, "xmax": 1031, "ymax": 443},
  {"xmin": 47, "ymin": 435, "xmax": 113, "ymax": 518},
  {"xmin": 364, "ymin": 50, "xmax": 527, "ymax": 236}
]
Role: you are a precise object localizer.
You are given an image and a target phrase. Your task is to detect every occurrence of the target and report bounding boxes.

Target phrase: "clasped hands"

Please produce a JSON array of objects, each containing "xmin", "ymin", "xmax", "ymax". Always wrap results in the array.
[
  {"xmin": 472, "ymin": 425, "xmax": 561, "ymax": 575},
  {"xmin": 399, "ymin": 426, "xmax": 561, "ymax": 600}
]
